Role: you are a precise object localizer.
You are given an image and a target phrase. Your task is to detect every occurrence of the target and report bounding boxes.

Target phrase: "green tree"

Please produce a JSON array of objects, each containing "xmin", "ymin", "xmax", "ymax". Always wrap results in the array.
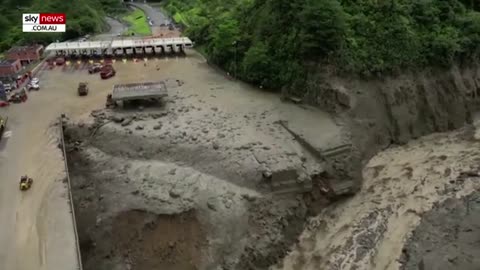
[
  {"xmin": 299, "ymin": 0, "xmax": 347, "ymax": 57},
  {"xmin": 208, "ymin": 16, "xmax": 240, "ymax": 65},
  {"xmin": 242, "ymin": 41, "xmax": 271, "ymax": 84}
]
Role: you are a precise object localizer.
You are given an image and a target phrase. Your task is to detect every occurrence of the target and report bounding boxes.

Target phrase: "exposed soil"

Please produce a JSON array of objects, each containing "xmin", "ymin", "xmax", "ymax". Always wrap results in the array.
[
  {"xmin": 83, "ymin": 209, "xmax": 205, "ymax": 270},
  {"xmin": 400, "ymin": 193, "xmax": 480, "ymax": 270},
  {"xmin": 65, "ymin": 118, "xmax": 315, "ymax": 270}
]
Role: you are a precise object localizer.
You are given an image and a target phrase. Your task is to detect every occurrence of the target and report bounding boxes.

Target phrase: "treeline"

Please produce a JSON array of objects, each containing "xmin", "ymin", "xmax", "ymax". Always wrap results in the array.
[
  {"xmin": 0, "ymin": 0, "xmax": 125, "ymax": 51},
  {"xmin": 164, "ymin": 0, "xmax": 480, "ymax": 90}
]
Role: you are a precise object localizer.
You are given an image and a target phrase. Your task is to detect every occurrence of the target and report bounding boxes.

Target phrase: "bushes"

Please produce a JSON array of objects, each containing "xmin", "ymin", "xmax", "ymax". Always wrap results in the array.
[
  {"xmin": 164, "ymin": 0, "xmax": 480, "ymax": 89},
  {"xmin": 122, "ymin": 9, "xmax": 151, "ymax": 36}
]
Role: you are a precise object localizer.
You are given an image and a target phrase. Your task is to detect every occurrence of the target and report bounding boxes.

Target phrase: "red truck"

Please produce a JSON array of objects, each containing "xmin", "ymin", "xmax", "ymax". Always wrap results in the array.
[{"xmin": 100, "ymin": 64, "xmax": 116, "ymax": 79}]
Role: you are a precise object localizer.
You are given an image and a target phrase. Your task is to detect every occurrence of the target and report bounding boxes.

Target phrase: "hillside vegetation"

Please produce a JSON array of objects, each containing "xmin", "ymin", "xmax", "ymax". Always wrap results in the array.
[
  {"xmin": 0, "ymin": 0, "xmax": 125, "ymax": 51},
  {"xmin": 164, "ymin": 0, "xmax": 480, "ymax": 90},
  {"xmin": 122, "ymin": 9, "xmax": 152, "ymax": 36}
]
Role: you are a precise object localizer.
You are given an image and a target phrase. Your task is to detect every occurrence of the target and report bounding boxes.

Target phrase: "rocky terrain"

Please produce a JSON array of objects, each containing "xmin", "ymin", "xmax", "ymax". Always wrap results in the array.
[{"xmin": 62, "ymin": 78, "xmax": 347, "ymax": 270}]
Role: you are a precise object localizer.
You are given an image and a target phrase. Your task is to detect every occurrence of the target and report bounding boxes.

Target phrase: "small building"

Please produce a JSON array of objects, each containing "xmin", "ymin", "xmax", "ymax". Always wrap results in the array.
[
  {"xmin": 0, "ymin": 59, "xmax": 22, "ymax": 78},
  {"xmin": 5, "ymin": 45, "xmax": 44, "ymax": 65}
]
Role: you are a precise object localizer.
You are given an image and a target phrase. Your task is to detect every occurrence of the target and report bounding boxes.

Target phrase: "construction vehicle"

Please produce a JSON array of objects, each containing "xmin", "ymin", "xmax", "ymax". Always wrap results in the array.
[
  {"xmin": 78, "ymin": 82, "xmax": 89, "ymax": 96},
  {"xmin": 100, "ymin": 64, "xmax": 116, "ymax": 79},
  {"xmin": 0, "ymin": 115, "xmax": 7, "ymax": 140},
  {"xmin": 19, "ymin": 176, "xmax": 33, "ymax": 191}
]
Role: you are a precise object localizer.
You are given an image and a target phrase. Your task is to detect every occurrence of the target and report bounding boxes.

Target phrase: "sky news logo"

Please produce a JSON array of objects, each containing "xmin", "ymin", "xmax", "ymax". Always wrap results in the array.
[{"xmin": 22, "ymin": 13, "xmax": 66, "ymax": 32}]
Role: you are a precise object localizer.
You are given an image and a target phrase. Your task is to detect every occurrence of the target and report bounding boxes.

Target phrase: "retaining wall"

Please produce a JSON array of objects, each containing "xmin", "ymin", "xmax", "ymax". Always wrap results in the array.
[{"xmin": 59, "ymin": 116, "xmax": 83, "ymax": 270}]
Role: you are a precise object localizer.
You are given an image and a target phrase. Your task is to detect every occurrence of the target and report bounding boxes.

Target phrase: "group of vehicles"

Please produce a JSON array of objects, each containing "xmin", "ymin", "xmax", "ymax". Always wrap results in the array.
[
  {"xmin": 3, "ymin": 77, "xmax": 39, "ymax": 94},
  {"xmin": 0, "ymin": 59, "xmax": 115, "ymax": 193},
  {"xmin": 88, "ymin": 63, "xmax": 116, "ymax": 79},
  {"xmin": 0, "ymin": 77, "xmax": 39, "ymax": 106}
]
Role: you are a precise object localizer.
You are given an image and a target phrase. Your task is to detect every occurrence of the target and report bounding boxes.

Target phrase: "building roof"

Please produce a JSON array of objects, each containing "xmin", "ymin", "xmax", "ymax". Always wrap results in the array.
[
  {"xmin": 45, "ymin": 37, "xmax": 193, "ymax": 51},
  {"xmin": 7, "ymin": 45, "xmax": 43, "ymax": 54},
  {"xmin": 0, "ymin": 59, "xmax": 19, "ymax": 67},
  {"xmin": 112, "ymin": 81, "xmax": 168, "ymax": 101}
]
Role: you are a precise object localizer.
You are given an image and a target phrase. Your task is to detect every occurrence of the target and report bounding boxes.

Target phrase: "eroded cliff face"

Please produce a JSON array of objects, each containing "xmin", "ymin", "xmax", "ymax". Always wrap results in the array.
[
  {"xmin": 303, "ymin": 63, "xmax": 480, "ymax": 161},
  {"xmin": 275, "ymin": 64, "xmax": 480, "ymax": 270}
]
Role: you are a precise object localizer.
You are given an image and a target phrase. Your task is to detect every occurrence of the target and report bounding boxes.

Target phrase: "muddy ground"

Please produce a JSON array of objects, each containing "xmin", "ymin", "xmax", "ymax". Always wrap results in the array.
[
  {"xmin": 65, "ymin": 110, "xmax": 314, "ymax": 270},
  {"xmin": 60, "ymin": 48, "xmax": 350, "ymax": 270},
  {"xmin": 57, "ymin": 50, "xmax": 480, "ymax": 270}
]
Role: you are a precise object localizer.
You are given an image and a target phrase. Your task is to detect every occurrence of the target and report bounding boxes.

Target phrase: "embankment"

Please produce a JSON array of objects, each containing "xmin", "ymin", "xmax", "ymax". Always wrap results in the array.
[{"xmin": 302, "ymin": 64, "xmax": 480, "ymax": 162}]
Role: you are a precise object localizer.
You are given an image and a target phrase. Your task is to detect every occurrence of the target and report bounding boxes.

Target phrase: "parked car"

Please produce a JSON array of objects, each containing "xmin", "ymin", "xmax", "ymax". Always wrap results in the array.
[
  {"xmin": 100, "ymin": 65, "xmax": 116, "ymax": 79},
  {"xmin": 4, "ymin": 84, "xmax": 12, "ymax": 93},
  {"xmin": 88, "ymin": 63, "xmax": 103, "ymax": 74},
  {"xmin": 27, "ymin": 83, "xmax": 40, "ymax": 91},
  {"xmin": 31, "ymin": 78, "xmax": 39, "ymax": 84},
  {"xmin": 0, "ymin": 100, "xmax": 9, "ymax": 107},
  {"xmin": 56, "ymin": 57, "xmax": 65, "ymax": 65}
]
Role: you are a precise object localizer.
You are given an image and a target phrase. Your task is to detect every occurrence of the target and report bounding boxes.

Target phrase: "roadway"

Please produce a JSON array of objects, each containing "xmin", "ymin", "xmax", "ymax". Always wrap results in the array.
[
  {"xmin": 129, "ymin": 2, "xmax": 170, "ymax": 26},
  {"xmin": 0, "ymin": 65, "xmax": 80, "ymax": 270},
  {"xmin": 128, "ymin": 2, "xmax": 181, "ymax": 37},
  {"xmin": 92, "ymin": 17, "xmax": 127, "ymax": 40}
]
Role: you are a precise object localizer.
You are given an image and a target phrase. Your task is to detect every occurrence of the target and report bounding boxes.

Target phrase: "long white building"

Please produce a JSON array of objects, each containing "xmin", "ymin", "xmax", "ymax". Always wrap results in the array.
[{"xmin": 45, "ymin": 37, "xmax": 193, "ymax": 56}]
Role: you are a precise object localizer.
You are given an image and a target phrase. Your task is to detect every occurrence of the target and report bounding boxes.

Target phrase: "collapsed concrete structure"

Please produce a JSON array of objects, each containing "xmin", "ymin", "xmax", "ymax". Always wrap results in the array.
[{"xmin": 111, "ymin": 81, "xmax": 168, "ymax": 105}]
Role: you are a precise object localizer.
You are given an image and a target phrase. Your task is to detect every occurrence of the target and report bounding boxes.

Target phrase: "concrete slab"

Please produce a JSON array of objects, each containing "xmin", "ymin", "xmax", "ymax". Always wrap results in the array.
[{"xmin": 112, "ymin": 81, "xmax": 168, "ymax": 101}]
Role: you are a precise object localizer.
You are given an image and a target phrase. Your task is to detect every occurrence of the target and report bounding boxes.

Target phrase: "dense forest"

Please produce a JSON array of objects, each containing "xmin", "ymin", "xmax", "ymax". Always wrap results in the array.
[
  {"xmin": 0, "ymin": 0, "xmax": 124, "ymax": 51},
  {"xmin": 164, "ymin": 0, "xmax": 480, "ymax": 90}
]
